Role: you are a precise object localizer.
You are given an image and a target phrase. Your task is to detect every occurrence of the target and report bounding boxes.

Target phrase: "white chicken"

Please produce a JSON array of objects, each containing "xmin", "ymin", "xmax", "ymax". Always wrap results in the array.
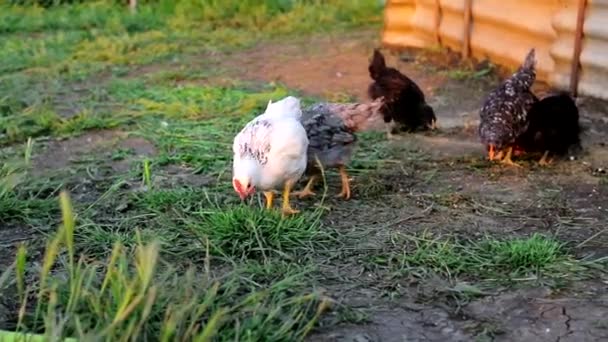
[{"xmin": 232, "ymin": 96, "xmax": 309, "ymax": 215}]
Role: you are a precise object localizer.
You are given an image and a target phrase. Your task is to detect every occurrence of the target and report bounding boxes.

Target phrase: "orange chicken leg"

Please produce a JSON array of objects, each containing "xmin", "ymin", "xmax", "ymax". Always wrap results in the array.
[
  {"xmin": 281, "ymin": 180, "xmax": 300, "ymax": 216},
  {"xmin": 500, "ymin": 147, "xmax": 521, "ymax": 167},
  {"xmin": 538, "ymin": 151, "xmax": 552, "ymax": 166},
  {"xmin": 292, "ymin": 176, "xmax": 317, "ymax": 199},
  {"xmin": 336, "ymin": 166, "xmax": 351, "ymax": 200}
]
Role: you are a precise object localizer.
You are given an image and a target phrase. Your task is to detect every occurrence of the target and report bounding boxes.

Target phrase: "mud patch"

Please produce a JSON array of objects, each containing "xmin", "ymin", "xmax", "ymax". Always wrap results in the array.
[
  {"xmin": 155, "ymin": 164, "xmax": 215, "ymax": 189},
  {"xmin": 190, "ymin": 30, "xmax": 447, "ymax": 102},
  {"xmin": 465, "ymin": 287, "xmax": 608, "ymax": 342},
  {"xmin": 309, "ymin": 305, "xmax": 472, "ymax": 342},
  {"xmin": 33, "ymin": 130, "xmax": 157, "ymax": 175},
  {"xmin": 0, "ymin": 225, "xmax": 34, "ymax": 273}
]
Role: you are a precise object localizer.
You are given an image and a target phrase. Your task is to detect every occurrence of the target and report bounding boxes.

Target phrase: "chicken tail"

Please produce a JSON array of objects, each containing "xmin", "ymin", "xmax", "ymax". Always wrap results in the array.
[
  {"xmin": 522, "ymin": 48, "xmax": 536, "ymax": 71},
  {"xmin": 328, "ymin": 97, "xmax": 387, "ymax": 132},
  {"xmin": 368, "ymin": 48, "xmax": 387, "ymax": 81},
  {"xmin": 509, "ymin": 48, "xmax": 537, "ymax": 91},
  {"xmin": 264, "ymin": 95, "xmax": 302, "ymax": 119}
]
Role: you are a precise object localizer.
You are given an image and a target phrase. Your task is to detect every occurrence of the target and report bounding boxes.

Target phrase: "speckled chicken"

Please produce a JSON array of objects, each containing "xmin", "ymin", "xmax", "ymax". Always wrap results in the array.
[
  {"xmin": 478, "ymin": 48, "xmax": 537, "ymax": 166},
  {"xmin": 513, "ymin": 92, "xmax": 582, "ymax": 165},
  {"xmin": 292, "ymin": 98, "xmax": 385, "ymax": 200},
  {"xmin": 367, "ymin": 49, "xmax": 437, "ymax": 137}
]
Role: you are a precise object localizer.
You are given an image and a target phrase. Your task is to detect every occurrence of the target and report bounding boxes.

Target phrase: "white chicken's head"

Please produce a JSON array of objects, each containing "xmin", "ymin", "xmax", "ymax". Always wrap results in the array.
[
  {"xmin": 232, "ymin": 177, "xmax": 255, "ymax": 200},
  {"xmin": 232, "ymin": 159, "xmax": 259, "ymax": 200}
]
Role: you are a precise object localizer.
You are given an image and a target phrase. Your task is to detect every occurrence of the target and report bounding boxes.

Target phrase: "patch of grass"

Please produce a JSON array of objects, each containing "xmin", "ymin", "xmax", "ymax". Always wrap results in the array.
[
  {"xmin": 0, "ymin": 138, "xmax": 57, "ymax": 224},
  {"xmin": 1, "ymin": 0, "xmax": 382, "ymax": 145},
  {"xmin": 0, "ymin": 191, "xmax": 331, "ymax": 340},
  {"xmin": 71, "ymin": 184, "xmax": 332, "ymax": 263},
  {"xmin": 135, "ymin": 187, "xmax": 212, "ymax": 212},
  {"xmin": 0, "ymin": 1, "xmax": 381, "ymax": 77},
  {"xmin": 1, "ymin": 80, "xmax": 294, "ymax": 148},
  {"xmin": 370, "ymin": 232, "xmax": 606, "ymax": 286},
  {"xmin": 125, "ymin": 83, "xmax": 295, "ymax": 173},
  {"xmin": 0, "ymin": 102, "xmax": 125, "ymax": 145},
  {"xmin": 484, "ymin": 234, "xmax": 563, "ymax": 270},
  {"xmin": 186, "ymin": 205, "xmax": 330, "ymax": 260},
  {"xmin": 111, "ymin": 147, "xmax": 135, "ymax": 161},
  {"xmin": 349, "ymin": 131, "xmax": 394, "ymax": 170}
]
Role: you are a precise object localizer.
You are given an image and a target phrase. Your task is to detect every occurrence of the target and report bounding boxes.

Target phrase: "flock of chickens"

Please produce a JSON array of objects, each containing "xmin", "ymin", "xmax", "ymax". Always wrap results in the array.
[{"xmin": 232, "ymin": 48, "xmax": 582, "ymax": 215}]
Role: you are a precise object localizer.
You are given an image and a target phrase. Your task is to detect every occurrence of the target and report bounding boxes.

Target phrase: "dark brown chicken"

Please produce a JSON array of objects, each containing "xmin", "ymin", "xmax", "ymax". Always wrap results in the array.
[
  {"xmin": 293, "ymin": 98, "xmax": 385, "ymax": 200},
  {"xmin": 513, "ymin": 92, "xmax": 581, "ymax": 165},
  {"xmin": 367, "ymin": 49, "xmax": 437, "ymax": 137},
  {"xmin": 478, "ymin": 48, "xmax": 536, "ymax": 167}
]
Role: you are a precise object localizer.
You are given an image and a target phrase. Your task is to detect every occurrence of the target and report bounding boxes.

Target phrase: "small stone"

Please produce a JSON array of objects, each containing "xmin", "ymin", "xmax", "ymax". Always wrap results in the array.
[{"xmin": 116, "ymin": 202, "xmax": 129, "ymax": 212}]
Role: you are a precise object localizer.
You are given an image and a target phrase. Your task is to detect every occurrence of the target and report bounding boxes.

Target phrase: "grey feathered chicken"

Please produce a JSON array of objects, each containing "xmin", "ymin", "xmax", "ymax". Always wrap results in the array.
[
  {"xmin": 293, "ymin": 98, "xmax": 385, "ymax": 200},
  {"xmin": 478, "ymin": 48, "xmax": 537, "ymax": 167}
]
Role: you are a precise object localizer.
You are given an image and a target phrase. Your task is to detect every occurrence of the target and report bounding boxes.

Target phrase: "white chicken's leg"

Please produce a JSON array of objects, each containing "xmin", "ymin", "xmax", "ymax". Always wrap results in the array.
[
  {"xmin": 281, "ymin": 180, "xmax": 300, "ymax": 216},
  {"xmin": 263, "ymin": 191, "xmax": 274, "ymax": 209}
]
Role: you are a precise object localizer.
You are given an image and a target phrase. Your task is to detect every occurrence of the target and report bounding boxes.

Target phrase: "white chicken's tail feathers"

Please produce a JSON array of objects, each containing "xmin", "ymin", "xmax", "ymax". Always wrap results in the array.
[{"xmin": 264, "ymin": 96, "xmax": 302, "ymax": 119}]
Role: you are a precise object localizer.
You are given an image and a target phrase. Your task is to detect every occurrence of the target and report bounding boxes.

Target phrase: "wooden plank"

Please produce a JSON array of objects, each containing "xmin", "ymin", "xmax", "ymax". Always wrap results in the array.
[
  {"xmin": 570, "ymin": 0, "xmax": 587, "ymax": 97},
  {"xmin": 462, "ymin": 0, "xmax": 473, "ymax": 59}
]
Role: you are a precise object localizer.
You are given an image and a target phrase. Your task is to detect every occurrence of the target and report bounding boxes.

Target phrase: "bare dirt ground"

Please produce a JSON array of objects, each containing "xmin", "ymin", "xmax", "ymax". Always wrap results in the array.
[{"xmin": 10, "ymin": 30, "xmax": 608, "ymax": 341}]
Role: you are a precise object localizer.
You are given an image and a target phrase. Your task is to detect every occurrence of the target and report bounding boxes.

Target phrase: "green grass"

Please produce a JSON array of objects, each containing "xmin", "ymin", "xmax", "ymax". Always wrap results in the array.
[
  {"xmin": 0, "ymin": 0, "xmax": 382, "ymax": 146},
  {"xmin": 187, "ymin": 205, "xmax": 330, "ymax": 259},
  {"xmin": 0, "ymin": 192, "xmax": 330, "ymax": 341},
  {"xmin": 0, "ymin": 138, "xmax": 57, "ymax": 224},
  {"xmin": 0, "ymin": 0, "xmax": 380, "ymax": 74},
  {"xmin": 0, "ymin": 2, "xmax": 381, "ymax": 337},
  {"xmin": 369, "ymin": 232, "xmax": 602, "ymax": 288}
]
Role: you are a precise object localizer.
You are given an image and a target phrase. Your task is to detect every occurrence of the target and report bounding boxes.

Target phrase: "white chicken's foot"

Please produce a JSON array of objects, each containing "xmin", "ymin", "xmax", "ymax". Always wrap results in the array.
[{"xmin": 281, "ymin": 180, "xmax": 300, "ymax": 216}]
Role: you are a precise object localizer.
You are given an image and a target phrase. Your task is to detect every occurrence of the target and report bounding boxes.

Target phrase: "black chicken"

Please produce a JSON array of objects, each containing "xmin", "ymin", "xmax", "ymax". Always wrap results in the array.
[
  {"xmin": 513, "ymin": 92, "xmax": 581, "ymax": 165},
  {"xmin": 367, "ymin": 49, "xmax": 437, "ymax": 137},
  {"xmin": 478, "ymin": 48, "xmax": 536, "ymax": 167}
]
